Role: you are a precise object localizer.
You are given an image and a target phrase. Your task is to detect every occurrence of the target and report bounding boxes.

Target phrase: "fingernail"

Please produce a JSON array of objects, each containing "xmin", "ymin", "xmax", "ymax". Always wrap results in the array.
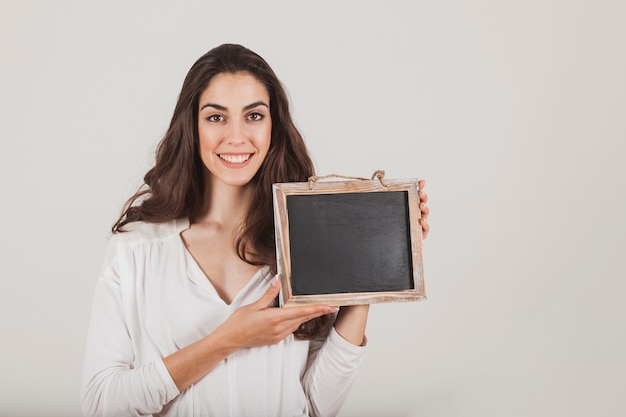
[{"xmin": 272, "ymin": 276, "xmax": 280, "ymax": 287}]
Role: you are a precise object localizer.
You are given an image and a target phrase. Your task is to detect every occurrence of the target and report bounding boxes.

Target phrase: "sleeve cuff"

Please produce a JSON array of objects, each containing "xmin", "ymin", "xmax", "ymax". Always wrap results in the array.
[
  {"xmin": 328, "ymin": 327, "xmax": 368, "ymax": 352},
  {"xmin": 155, "ymin": 359, "xmax": 181, "ymax": 399}
]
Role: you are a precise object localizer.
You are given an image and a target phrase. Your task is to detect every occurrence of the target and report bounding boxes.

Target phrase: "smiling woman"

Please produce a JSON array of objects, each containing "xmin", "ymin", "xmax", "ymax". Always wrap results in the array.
[
  {"xmin": 81, "ymin": 43, "xmax": 430, "ymax": 417},
  {"xmin": 197, "ymin": 72, "xmax": 272, "ymax": 189}
]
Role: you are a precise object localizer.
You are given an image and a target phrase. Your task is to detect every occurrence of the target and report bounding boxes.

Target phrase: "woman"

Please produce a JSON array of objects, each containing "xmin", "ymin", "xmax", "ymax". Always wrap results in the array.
[{"xmin": 82, "ymin": 43, "xmax": 430, "ymax": 417}]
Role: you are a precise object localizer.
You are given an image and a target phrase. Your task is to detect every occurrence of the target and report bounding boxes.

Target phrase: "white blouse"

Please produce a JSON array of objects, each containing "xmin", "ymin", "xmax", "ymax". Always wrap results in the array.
[{"xmin": 82, "ymin": 218, "xmax": 366, "ymax": 417}]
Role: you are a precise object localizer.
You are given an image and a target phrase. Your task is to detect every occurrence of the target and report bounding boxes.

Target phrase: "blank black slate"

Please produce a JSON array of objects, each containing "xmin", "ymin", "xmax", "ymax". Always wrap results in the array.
[{"xmin": 286, "ymin": 191, "xmax": 414, "ymax": 295}]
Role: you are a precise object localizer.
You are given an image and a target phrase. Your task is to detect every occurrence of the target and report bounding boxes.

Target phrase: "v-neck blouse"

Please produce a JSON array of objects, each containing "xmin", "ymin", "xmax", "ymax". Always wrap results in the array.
[{"xmin": 82, "ymin": 218, "xmax": 366, "ymax": 417}]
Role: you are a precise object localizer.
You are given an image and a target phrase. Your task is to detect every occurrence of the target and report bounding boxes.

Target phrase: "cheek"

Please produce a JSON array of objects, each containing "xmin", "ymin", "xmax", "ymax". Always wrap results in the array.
[
  {"xmin": 197, "ymin": 134, "xmax": 217, "ymax": 168},
  {"xmin": 198, "ymin": 128, "xmax": 217, "ymax": 151},
  {"xmin": 262, "ymin": 124, "xmax": 272, "ymax": 151}
]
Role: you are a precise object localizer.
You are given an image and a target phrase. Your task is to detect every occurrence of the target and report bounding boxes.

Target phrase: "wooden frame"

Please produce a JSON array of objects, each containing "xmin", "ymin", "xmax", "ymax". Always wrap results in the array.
[{"xmin": 272, "ymin": 176, "xmax": 426, "ymax": 307}]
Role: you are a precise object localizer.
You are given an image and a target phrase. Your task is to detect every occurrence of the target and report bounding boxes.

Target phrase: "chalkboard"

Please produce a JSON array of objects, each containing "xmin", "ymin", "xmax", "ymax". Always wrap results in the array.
[{"xmin": 273, "ymin": 176, "xmax": 426, "ymax": 306}]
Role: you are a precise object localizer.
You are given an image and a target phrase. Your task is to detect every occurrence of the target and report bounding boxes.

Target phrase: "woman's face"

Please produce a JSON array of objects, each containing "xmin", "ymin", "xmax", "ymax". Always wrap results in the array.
[{"xmin": 197, "ymin": 71, "xmax": 272, "ymax": 189}]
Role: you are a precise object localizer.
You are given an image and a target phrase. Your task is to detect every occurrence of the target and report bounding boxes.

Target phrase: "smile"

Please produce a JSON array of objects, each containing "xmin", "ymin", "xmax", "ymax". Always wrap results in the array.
[{"xmin": 218, "ymin": 153, "xmax": 252, "ymax": 164}]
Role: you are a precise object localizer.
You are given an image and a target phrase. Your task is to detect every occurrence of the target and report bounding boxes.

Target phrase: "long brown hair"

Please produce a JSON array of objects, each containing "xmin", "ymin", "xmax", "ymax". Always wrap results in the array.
[{"xmin": 113, "ymin": 44, "xmax": 327, "ymax": 338}]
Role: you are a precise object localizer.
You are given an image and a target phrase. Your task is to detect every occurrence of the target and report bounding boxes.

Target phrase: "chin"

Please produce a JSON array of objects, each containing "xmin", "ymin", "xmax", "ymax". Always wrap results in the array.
[
  {"xmin": 219, "ymin": 172, "xmax": 259, "ymax": 188},
  {"xmin": 205, "ymin": 162, "xmax": 264, "ymax": 189}
]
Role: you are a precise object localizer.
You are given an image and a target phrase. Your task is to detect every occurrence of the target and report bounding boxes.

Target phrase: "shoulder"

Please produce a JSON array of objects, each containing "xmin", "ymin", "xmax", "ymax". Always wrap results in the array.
[
  {"xmin": 100, "ymin": 218, "xmax": 189, "ymax": 272},
  {"xmin": 111, "ymin": 218, "xmax": 189, "ymax": 246}
]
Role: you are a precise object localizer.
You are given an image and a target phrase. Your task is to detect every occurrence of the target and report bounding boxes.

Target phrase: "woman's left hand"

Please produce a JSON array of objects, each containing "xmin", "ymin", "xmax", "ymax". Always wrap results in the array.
[{"xmin": 418, "ymin": 179, "xmax": 430, "ymax": 239}]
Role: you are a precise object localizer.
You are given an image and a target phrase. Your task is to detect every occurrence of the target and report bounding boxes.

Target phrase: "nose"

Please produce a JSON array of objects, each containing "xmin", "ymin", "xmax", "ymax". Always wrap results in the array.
[{"xmin": 227, "ymin": 120, "xmax": 245, "ymax": 145}]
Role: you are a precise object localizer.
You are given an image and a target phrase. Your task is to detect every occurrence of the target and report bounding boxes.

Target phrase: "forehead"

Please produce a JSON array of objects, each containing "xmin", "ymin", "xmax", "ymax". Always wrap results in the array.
[{"xmin": 199, "ymin": 72, "xmax": 269, "ymax": 104}]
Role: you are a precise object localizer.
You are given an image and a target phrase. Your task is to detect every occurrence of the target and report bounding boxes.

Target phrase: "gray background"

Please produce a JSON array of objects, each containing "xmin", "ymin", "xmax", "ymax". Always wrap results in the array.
[{"xmin": 1, "ymin": 1, "xmax": 624, "ymax": 416}]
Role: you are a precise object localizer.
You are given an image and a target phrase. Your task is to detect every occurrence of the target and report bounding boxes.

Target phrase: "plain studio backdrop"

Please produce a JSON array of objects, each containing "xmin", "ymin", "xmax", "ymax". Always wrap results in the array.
[{"xmin": 1, "ymin": 1, "xmax": 624, "ymax": 416}]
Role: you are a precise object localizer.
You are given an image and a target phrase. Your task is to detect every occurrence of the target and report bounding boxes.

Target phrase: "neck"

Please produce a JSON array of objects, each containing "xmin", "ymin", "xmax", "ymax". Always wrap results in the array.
[{"xmin": 193, "ymin": 177, "xmax": 253, "ymax": 228}]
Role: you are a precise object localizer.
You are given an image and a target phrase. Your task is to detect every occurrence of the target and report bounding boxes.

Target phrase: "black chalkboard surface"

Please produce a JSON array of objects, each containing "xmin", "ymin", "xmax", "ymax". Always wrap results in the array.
[
  {"xmin": 273, "ymin": 175, "xmax": 426, "ymax": 306},
  {"xmin": 287, "ymin": 191, "xmax": 413, "ymax": 295}
]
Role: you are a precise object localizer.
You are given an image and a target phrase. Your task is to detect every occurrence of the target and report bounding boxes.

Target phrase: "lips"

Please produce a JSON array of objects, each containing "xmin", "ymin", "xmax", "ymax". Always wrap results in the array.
[{"xmin": 218, "ymin": 153, "xmax": 253, "ymax": 164}]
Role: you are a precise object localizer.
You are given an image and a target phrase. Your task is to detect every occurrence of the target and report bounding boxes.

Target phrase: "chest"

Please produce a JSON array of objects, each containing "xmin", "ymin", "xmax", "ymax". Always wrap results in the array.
[
  {"xmin": 123, "ymin": 238, "xmax": 270, "ymax": 353},
  {"xmin": 180, "ymin": 227, "xmax": 261, "ymax": 304}
]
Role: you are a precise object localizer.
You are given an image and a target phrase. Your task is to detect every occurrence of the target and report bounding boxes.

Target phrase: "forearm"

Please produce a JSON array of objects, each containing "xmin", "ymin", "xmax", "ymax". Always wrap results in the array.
[
  {"xmin": 333, "ymin": 304, "xmax": 369, "ymax": 346},
  {"xmin": 163, "ymin": 324, "xmax": 239, "ymax": 392}
]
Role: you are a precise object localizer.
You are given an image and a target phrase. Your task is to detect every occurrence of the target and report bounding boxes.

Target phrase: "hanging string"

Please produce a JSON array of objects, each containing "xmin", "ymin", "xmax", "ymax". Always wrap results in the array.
[
  {"xmin": 307, "ymin": 170, "xmax": 388, "ymax": 190},
  {"xmin": 370, "ymin": 170, "xmax": 388, "ymax": 187}
]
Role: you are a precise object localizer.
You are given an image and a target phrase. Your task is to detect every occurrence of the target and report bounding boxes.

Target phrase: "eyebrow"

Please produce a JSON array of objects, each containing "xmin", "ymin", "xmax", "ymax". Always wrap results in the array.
[{"xmin": 199, "ymin": 101, "xmax": 269, "ymax": 112}]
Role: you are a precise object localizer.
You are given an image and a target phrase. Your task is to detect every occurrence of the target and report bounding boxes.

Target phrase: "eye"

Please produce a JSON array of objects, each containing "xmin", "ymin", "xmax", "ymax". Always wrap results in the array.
[
  {"xmin": 247, "ymin": 112, "xmax": 264, "ymax": 121},
  {"xmin": 206, "ymin": 114, "xmax": 224, "ymax": 122}
]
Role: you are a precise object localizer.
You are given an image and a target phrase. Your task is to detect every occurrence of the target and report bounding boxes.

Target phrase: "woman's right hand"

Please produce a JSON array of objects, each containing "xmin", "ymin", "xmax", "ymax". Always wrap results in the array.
[
  {"xmin": 218, "ymin": 276, "xmax": 336, "ymax": 349},
  {"xmin": 164, "ymin": 276, "xmax": 334, "ymax": 391}
]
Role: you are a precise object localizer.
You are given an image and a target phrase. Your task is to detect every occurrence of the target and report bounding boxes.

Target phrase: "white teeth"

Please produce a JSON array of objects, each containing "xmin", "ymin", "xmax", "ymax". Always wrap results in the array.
[{"xmin": 219, "ymin": 154, "xmax": 251, "ymax": 163}]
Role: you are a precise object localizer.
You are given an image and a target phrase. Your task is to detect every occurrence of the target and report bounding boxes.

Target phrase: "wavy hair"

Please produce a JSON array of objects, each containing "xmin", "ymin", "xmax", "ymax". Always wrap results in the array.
[{"xmin": 113, "ymin": 44, "xmax": 327, "ymax": 338}]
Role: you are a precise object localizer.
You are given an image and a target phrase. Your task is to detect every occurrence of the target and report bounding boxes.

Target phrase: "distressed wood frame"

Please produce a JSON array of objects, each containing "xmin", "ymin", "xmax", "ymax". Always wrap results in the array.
[{"xmin": 272, "ymin": 176, "xmax": 426, "ymax": 307}]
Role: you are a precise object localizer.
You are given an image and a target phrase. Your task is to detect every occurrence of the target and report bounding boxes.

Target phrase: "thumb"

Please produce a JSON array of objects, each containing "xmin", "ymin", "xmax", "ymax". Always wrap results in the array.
[{"xmin": 254, "ymin": 275, "xmax": 281, "ymax": 309}]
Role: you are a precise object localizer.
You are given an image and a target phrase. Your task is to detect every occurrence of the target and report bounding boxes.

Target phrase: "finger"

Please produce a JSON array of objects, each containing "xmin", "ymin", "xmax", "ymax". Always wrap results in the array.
[
  {"xmin": 420, "ymin": 203, "xmax": 429, "ymax": 219},
  {"xmin": 279, "ymin": 317, "xmax": 319, "ymax": 336},
  {"xmin": 296, "ymin": 308, "xmax": 335, "ymax": 324},
  {"xmin": 278, "ymin": 304, "xmax": 335, "ymax": 321},
  {"xmin": 420, "ymin": 218, "xmax": 430, "ymax": 239},
  {"xmin": 278, "ymin": 311, "xmax": 332, "ymax": 335},
  {"xmin": 260, "ymin": 307, "xmax": 333, "ymax": 343},
  {"xmin": 253, "ymin": 275, "xmax": 281, "ymax": 309},
  {"xmin": 418, "ymin": 179, "xmax": 428, "ymax": 203}
]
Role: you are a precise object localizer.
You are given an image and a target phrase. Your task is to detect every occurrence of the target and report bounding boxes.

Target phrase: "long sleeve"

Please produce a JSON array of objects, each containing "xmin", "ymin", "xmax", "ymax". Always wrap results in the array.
[
  {"xmin": 81, "ymin": 238, "xmax": 180, "ymax": 417},
  {"xmin": 303, "ymin": 327, "xmax": 367, "ymax": 417}
]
